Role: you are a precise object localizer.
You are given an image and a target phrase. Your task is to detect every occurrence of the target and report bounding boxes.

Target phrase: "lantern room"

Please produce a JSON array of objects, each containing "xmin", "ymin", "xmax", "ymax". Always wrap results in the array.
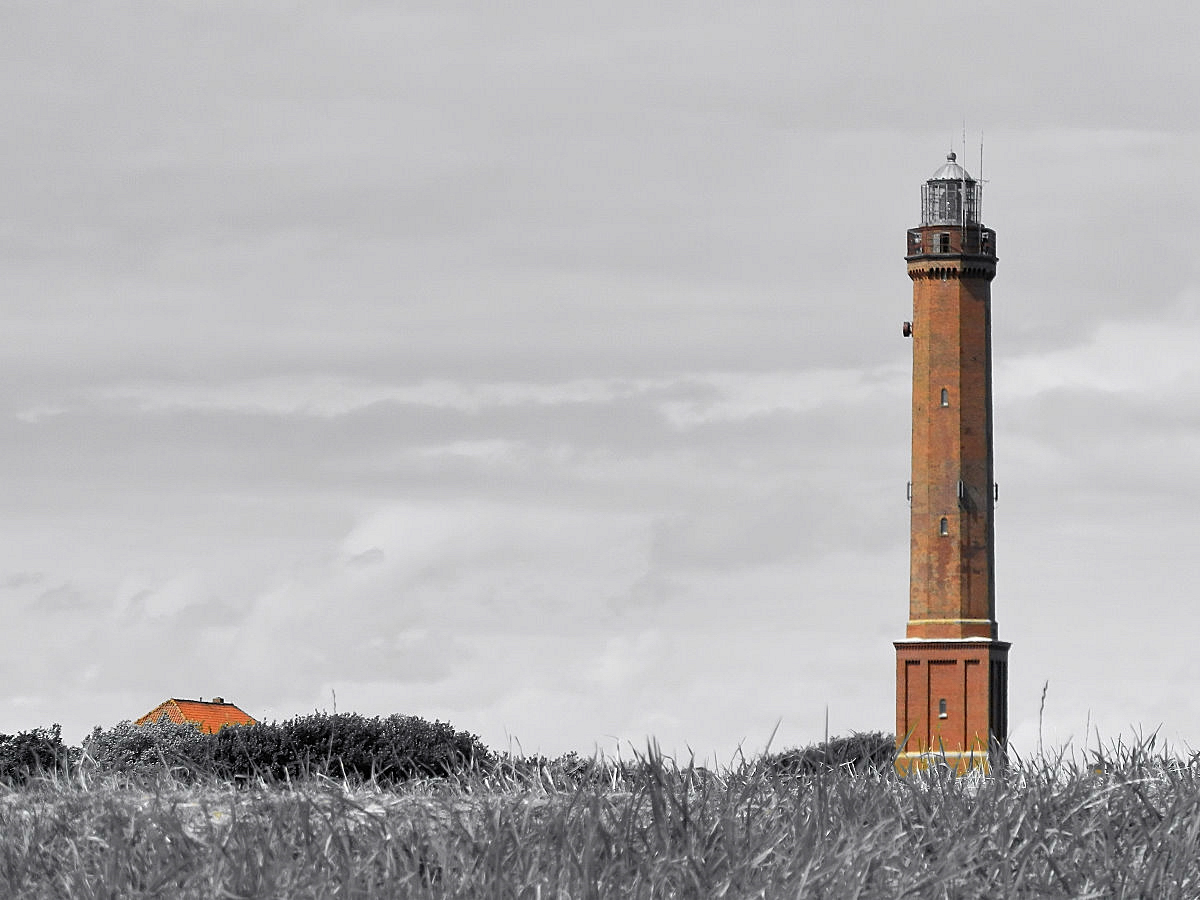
[{"xmin": 920, "ymin": 152, "xmax": 982, "ymax": 226}]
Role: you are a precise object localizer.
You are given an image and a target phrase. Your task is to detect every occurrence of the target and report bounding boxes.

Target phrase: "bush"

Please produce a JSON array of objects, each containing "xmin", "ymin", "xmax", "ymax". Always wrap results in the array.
[
  {"xmin": 82, "ymin": 719, "xmax": 214, "ymax": 779},
  {"xmin": 53, "ymin": 713, "xmax": 493, "ymax": 786},
  {"xmin": 765, "ymin": 731, "xmax": 896, "ymax": 776},
  {"xmin": 209, "ymin": 713, "xmax": 492, "ymax": 785},
  {"xmin": 491, "ymin": 751, "xmax": 615, "ymax": 789},
  {"xmin": 0, "ymin": 724, "xmax": 71, "ymax": 784}
]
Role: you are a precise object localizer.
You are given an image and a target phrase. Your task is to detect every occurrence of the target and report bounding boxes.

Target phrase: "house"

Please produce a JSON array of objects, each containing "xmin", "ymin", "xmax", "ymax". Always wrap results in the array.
[{"xmin": 136, "ymin": 697, "xmax": 257, "ymax": 734}]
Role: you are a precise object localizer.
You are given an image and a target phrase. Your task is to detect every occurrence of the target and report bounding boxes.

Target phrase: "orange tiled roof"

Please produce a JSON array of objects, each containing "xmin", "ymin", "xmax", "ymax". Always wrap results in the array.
[{"xmin": 135, "ymin": 698, "xmax": 257, "ymax": 734}]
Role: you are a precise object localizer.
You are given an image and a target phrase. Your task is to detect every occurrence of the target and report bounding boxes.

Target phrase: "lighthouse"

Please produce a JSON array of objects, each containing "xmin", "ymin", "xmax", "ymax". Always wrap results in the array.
[{"xmin": 895, "ymin": 152, "xmax": 1009, "ymax": 773}]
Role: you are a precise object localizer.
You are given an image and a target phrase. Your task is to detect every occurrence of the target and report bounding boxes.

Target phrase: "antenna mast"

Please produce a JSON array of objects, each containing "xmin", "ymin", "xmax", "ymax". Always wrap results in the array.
[
  {"xmin": 978, "ymin": 131, "xmax": 985, "ymax": 227},
  {"xmin": 961, "ymin": 121, "xmax": 967, "ymax": 237}
]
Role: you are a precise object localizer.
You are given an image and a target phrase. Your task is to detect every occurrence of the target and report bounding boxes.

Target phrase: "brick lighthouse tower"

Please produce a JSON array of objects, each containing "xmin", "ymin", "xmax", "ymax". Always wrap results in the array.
[{"xmin": 895, "ymin": 152, "xmax": 1009, "ymax": 773}]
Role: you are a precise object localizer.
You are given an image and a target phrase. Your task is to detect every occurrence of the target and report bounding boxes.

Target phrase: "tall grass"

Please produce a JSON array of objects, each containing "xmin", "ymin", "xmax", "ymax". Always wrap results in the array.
[{"xmin": 1, "ymin": 738, "xmax": 1199, "ymax": 897}]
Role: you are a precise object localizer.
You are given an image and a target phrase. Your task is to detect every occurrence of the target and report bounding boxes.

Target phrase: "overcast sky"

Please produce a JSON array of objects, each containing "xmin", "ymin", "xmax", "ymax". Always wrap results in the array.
[{"xmin": 1, "ymin": 1, "xmax": 1198, "ymax": 761}]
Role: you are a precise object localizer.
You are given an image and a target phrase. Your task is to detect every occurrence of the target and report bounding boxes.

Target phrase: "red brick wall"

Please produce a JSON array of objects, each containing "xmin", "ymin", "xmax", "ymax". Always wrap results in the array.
[
  {"xmin": 896, "ymin": 221, "xmax": 1007, "ymax": 770},
  {"xmin": 906, "ymin": 228, "xmax": 996, "ymax": 640},
  {"xmin": 895, "ymin": 640, "xmax": 1009, "ymax": 770}
]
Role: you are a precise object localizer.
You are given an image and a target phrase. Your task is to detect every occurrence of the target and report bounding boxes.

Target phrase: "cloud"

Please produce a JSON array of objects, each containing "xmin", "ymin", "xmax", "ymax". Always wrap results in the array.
[
  {"xmin": 91, "ymin": 376, "xmax": 656, "ymax": 418},
  {"xmin": 14, "ymin": 405, "xmax": 67, "ymax": 424},
  {"xmin": 26, "ymin": 366, "xmax": 910, "ymax": 436},
  {"xmin": 32, "ymin": 583, "xmax": 85, "ymax": 613},
  {"xmin": 0, "ymin": 0, "xmax": 1198, "ymax": 759},
  {"xmin": 998, "ymin": 292, "xmax": 1200, "ymax": 401},
  {"xmin": 659, "ymin": 368, "xmax": 907, "ymax": 428},
  {"xmin": 2, "ymin": 572, "xmax": 44, "ymax": 590}
]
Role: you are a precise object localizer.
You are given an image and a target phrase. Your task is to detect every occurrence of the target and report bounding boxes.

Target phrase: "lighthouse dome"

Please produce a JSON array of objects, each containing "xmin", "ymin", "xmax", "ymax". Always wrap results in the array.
[
  {"xmin": 929, "ymin": 152, "xmax": 974, "ymax": 183},
  {"xmin": 920, "ymin": 151, "xmax": 983, "ymax": 225}
]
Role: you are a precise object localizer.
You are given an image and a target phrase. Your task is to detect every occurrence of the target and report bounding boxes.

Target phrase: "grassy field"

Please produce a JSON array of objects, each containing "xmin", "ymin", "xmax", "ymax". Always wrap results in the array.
[{"xmin": 2, "ymin": 740, "xmax": 1199, "ymax": 898}]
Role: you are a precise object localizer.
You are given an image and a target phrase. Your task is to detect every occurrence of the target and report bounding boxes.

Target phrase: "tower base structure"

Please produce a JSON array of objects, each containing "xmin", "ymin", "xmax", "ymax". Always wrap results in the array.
[{"xmin": 895, "ymin": 639, "xmax": 1010, "ymax": 774}]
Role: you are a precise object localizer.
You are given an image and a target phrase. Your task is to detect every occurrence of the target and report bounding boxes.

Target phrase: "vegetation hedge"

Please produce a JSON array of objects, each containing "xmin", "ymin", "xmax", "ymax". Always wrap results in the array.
[
  {"xmin": 82, "ymin": 712, "xmax": 492, "ymax": 784},
  {"xmin": 17, "ymin": 716, "xmax": 894, "ymax": 789},
  {"xmin": 764, "ymin": 730, "xmax": 895, "ymax": 775},
  {"xmin": 82, "ymin": 719, "xmax": 214, "ymax": 778},
  {"xmin": 0, "ymin": 725, "xmax": 72, "ymax": 784},
  {"xmin": 490, "ymin": 751, "xmax": 638, "ymax": 791},
  {"xmin": 209, "ymin": 712, "xmax": 493, "ymax": 783}
]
